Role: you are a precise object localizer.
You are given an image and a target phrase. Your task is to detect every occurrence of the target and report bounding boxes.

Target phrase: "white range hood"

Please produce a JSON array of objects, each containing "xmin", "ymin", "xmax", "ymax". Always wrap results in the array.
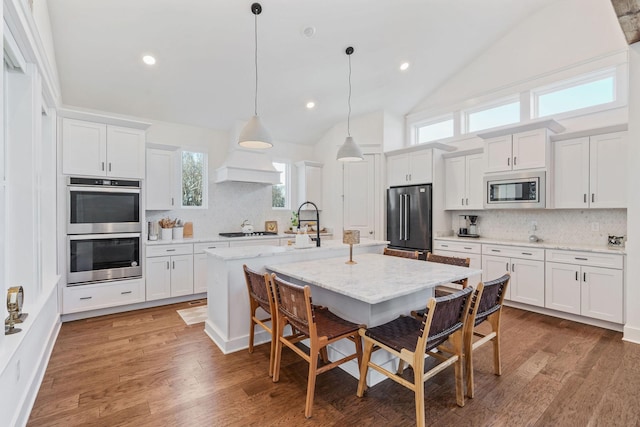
[{"xmin": 215, "ymin": 148, "xmax": 281, "ymax": 184}]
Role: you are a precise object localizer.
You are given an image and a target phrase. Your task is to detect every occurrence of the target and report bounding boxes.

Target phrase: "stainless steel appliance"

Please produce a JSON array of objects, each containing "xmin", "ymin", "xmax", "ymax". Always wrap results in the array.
[
  {"xmin": 67, "ymin": 233, "xmax": 142, "ymax": 285},
  {"xmin": 67, "ymin": 177, "xmax": 141, "ymax": 234},
  {"xmin": 458, "ymin": 215, "xmax": 479, "ymax": 237},
  {"xmin": 387, "ymin": 184, "xmax": 432, "ymax": 254},
  {"xmin": 484, "ymin": 171, "xmax": 545, "ymax": 209}
]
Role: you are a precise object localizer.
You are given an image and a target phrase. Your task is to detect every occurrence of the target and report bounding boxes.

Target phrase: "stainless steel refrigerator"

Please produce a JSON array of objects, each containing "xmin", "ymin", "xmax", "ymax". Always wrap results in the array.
[{"xmin": 387, "ymin": 184, "xmax": 432, "ymax": 254}]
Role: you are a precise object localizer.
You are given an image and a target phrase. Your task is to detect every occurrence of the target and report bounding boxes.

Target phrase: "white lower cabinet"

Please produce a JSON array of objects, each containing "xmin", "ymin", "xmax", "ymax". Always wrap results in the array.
[
  {"xmin": 146, "ymin": 244, "xmax": 194, "ymax": 301},
  {"xmin": 482, "ymin": 245, "xmax": 545, "ymax": 307},
  {"xmin": 193, "ymin": 241, "xmax": 230, "ymax": 294},
  {"xmin": 545, "ymin": 250, "xmax": 624, "ymax": 323},
  {"xmin": 63, "ymin": 279, "xmax": 145, "ymax": 314}
]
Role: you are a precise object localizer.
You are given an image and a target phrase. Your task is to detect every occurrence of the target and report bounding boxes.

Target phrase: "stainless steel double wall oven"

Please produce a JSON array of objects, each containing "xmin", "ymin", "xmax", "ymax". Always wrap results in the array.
[{"xmin": 67, "ymin": 177, "xmax": 142, "ymax": 285}]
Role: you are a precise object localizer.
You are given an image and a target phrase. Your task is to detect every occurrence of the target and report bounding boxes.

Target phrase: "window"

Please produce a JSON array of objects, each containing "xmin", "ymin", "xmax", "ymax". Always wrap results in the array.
[
  {"xmin": 533, "ymin": 69, "xmax": 617, "ymax": 118},
  {"xmin": 272, "ymin": 162, "xmax": 289, "ymax": 209},
  {"xmin": 181, "ymin": 150, "xmax": 208, "ymax": 208},
  {"xmin": 465, "ymin": 99, "xmax": 520, "ymax": 133},
  {"xmin": 416, "ymin": 116, "xmax": 454, "ymax": 144}
]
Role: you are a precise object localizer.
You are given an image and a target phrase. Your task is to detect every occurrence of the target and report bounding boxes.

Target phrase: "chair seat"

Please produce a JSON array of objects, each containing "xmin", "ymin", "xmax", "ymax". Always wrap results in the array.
[
  {"xmin": 315, "ymin": 307, "xmax": 361, "ymax": 339},
  {"xmin": 364, "ymin": 316, "xmax": 422, "ymax": 353}
]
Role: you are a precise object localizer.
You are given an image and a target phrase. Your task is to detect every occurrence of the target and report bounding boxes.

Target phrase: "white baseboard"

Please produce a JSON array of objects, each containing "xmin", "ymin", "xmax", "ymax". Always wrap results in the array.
[{"xmin": 623, "ymin": 325, "xmax": 640, "ymax": 344}]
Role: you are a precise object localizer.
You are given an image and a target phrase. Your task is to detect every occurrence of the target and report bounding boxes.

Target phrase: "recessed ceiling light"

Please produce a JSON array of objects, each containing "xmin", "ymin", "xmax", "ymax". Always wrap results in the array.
[
  {"xmin": 306, "ymin": 101, "xmax": 316, "ymax": 109},
  {"xmin": 142, "ymin": 55, "xmax": 156, "ymax": 65},
  {"xmin": 400, "ymin": 62, "xmax": 410, "ymax": 71},
  {"xmin": 302, "ymin": 26, "xmax": 316, "ymax": 38}
]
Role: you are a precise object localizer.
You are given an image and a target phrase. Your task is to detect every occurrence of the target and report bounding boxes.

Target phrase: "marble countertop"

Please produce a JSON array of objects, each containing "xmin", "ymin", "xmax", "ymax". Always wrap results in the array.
[
  {"xmin": 145, "ymin": 233, "xmax": 290, "ymax": 246},
  {"xmin": 433, "ymin": 236, "xmax": 626, "ymax": 255},
  {"xmin": 205, "ymin": 239, "xmax": 389, "ymax": 261},
  {"xmin": 266, "ymin": 253, "xmax": 482, "ymax": 305}
]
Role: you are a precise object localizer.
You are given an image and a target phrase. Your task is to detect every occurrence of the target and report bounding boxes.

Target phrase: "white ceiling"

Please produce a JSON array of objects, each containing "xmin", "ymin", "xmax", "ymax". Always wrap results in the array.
[{"xmin": 47, "ymin": 0, "xmax": 558, "ymax": 145}]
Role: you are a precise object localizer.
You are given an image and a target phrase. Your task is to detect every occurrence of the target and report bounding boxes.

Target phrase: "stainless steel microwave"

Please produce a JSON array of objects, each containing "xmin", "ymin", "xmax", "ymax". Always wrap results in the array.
[{"xmin": 484, "ymin": 171, "xmax": 546, "ymax": 209}]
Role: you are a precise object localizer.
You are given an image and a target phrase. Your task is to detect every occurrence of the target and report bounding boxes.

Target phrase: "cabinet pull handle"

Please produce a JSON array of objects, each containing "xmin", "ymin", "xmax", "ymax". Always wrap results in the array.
[
  {"xmin": 108, "ymin": 162, "xmax": 112, "ymax": 172},
  {"xmin": 173, "ymin": 261, "xmax": 175, "ymax": 269},
  {"xmin": 522, "ymin": 252, "xmax": 532, "ymax": 255},
  {"xmin": 121, "ymin": 291, "xmax": 132, "ymax": 295},
  {"xmin": 166, "ymin": 261, "xmax": 170, "ymax": 269},
  {"xmin": 166, "ymin": 249, "xmax": 176, "ymax": 252},
  {"xmin": 464, "ymin": 247, "xmax": 472, "ymax": 250},
  {"xmin": 575, "ymin": 271, "xmax": 579, "ymax": 281},
  {"xmin": 492, "ymin": 249, "xmax": 501, "ymax": 252},
  {"xmin": 513, "ymin": 157, "xmax": 517, "ymax": 166},
  {"xmin": 208, "ymin": 246, "xmax": 217, "ymax": 249},
  {"xmin": 461, "ymin": 198, "xmax": 464, "ymax": 205},
  {"xmin": 506, "ymin": 262, "xmax": 509, "ymax": 271},
  {"xmin": 511, "ymin": 263, "xmax": 515, "ymax": 272},
  {"xmin": 409, "ymin": 173, "xmax": 412, "ymax": 181},
  {"xmin": 101, "ymin": 162, "xmax": 105, "ymax": 171},
  {"xmin": 171, "ymin": 197, "xmax": 174, "ymax": 206},
  {"xmin": 591, "ymin": 193, "xmax": 595, "ymax": 203},
  {"xmin": 406, "ymin": 174, "xmax": 408, "ymax": 181},
  {"xmin": 584, "ymin": 194, "xmax": 587, "ymax": 203},
  {"xmin": 80, "ymin": 296, "xmax": 92, "ymax": 300},
  {"xmin": 583, "ymin": 272, "xmax": 587, "ymax": 282},
  {"xmin": 507, "ymin": 158, "xmax": 510, "ymax": 166},
  {"xmin": 465, "ymin": 198, "xmax": 469, "ymax": 205},
  {"xmin": 441, "ymin": 244, "xmax": 448, "ymax": 247},
  {"xmin": 574, "ymin": 257, "xmax": 588, "ymax": 261}
]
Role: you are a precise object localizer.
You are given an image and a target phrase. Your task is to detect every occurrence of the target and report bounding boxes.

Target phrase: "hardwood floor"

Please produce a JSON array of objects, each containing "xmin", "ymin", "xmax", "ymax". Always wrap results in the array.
[{"xmin": 28, "ymin": 300, "xmax": 640, "ymax": 426}]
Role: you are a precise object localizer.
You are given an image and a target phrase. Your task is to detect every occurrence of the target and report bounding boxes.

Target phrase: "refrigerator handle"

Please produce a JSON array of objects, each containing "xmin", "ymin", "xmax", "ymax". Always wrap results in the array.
[
  {"xmin": 399, "ymin": 193, "xmax": 404, "ymax": 240},
  {"xmin": 404, "ymin": 194, "xmax": 409, "ymax": 241}
]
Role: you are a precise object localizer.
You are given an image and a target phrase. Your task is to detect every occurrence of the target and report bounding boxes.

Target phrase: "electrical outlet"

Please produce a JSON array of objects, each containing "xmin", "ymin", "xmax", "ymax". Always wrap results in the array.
[
  {"xmin": 531, "ymin": 221, "xmax": 537, "ymax": 231},
  {"xmin": 591, "ymin": 222, "xmax": 600, "ymax": 232},
  {"xmin": 16, "ymin": 359, "xmax": 20, "ymax": 383}
]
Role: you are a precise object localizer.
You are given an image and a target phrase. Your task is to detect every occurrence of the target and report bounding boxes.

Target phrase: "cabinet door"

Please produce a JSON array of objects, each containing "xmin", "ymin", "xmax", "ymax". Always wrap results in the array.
[
  {"xmin": 545, "ymin": 262, "xmax": 581, "ymax": 315},
  {"xmin": 589, "ymin": 132, "xmax": 627, "ymax": 208},
  {"xmin": 387, "ymin": 154, "xmax": 409, "ymax": 187},
  {"xmin": 300, "ymin": 164, "xmax": 323, "ymax": 209},
  {"xmin": 344, "ymin": 155, "xmax": 376, "ymax": 238},
  {"xmin": 409, "ymin": 149, "xmax": 433, "ymax": 184},
  {"xmin": 553, "ymin": 138, "xmax": 590, "ymax": 208},
  {"xmin": 146, "ymin": 256, "xmax": 171, "ymax": 301},
  {"xmin": 482, "ymin": 255, "xmax": 511, "ymax": 300},
  {"xmin": 62, "ymin": 118, "xmax": 107, "ymax": 176},
  {"xmin": 106, "ymin": 126, "xmax": 146, "ymax": 179},
  {"xmin": 512, "ymin": 129, "xmax": 547, "ymax": 171},
  {"xmin": 484, "ymin": 135, "xmax": 512, "ymax": 173},
  {"xmin": 581, "ymin": 266, "xmax": 623, "ymax": 323},
  {"xmin": 146, "ymin": 149, "xmax": 176, "ymax": 210},
  {"xmin": 170, "ymin": 254, "xmax": 194, "ymax": 296},
  {"xmin": 511, "ymin": 259, "xmax": 545, "ymax": 307},
  {"xmin": 444, "ymin": 157, "xmax": 465, "ymax": 210},
  {"xmin": 466, "ymin": 154, "xmax": 484, "ymax": 209},
  {"xmin": 193, "ymin": 252, "xmax": 208, "ymax": 294}
]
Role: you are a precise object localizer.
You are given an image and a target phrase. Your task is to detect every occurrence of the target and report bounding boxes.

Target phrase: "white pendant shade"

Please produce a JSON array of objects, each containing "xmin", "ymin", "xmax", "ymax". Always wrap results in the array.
[
  {"xmin": 238, "ymin": 115, "xmax": 273, "ymax": 149},
  {"xmin": 336, "ymin": 136, "xmax": 364, "ymax": 161}
]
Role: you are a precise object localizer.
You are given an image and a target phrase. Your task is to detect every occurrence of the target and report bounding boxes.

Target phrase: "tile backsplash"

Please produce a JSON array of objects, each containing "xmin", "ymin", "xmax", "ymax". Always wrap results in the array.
[{"xmin": 445, "ymin": 209, "xmax": 627, "ymax": 247}]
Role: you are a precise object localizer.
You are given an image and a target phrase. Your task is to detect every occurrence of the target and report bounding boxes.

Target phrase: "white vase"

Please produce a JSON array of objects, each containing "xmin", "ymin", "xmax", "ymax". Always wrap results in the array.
[
  {"xmin": 172, "ymin": 227, "xmax": 184, "ymax": 240},
  {"xmin": 161, "ymin": 228, "xmax": 172, "ymax": 240}
]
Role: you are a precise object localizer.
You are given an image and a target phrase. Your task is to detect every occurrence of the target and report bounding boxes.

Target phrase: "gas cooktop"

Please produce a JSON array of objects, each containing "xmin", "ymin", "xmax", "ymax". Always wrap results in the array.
[{"xmin": 218, "ymin": 231, "xmax": 278, "ymax": 238}]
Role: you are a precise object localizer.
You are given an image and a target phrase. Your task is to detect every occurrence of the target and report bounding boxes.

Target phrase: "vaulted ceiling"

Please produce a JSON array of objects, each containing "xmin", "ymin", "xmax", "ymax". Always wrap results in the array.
[{"xmin": 48, "ymin": 0, "xmax": 559, "ymax": 145}]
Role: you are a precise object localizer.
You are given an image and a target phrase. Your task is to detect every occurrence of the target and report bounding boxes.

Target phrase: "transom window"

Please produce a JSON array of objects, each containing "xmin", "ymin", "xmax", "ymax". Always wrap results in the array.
[
  {"xmin": 416, "ymin": 116, "xmax": 454, "ymax": 144},
  {"xmin": 465, "ymin": 99, "xmax": 520, "ymax": 133}
]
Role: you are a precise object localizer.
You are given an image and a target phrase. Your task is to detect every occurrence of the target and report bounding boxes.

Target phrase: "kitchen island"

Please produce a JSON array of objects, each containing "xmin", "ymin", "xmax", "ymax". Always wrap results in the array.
[{"xmin": 204, "ymin": 239, "xmax": 388, "ymax": 354}]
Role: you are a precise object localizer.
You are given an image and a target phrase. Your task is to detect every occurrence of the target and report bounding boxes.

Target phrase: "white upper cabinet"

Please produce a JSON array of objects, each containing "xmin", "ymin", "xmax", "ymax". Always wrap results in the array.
[
  {"xmin": 553, "ymin": 131, "xmax": 627, "ymax": 209},
  {"xmin": 444, "ymin": 152, "xmax": 483, "ymax": 210},
  {"xmin": 62, "ymin": 117, "xmax": 146, "ymax": 179},
  {"xmin": 296, "ymin": 161, "xmax": 323, "ymax": 209},
  {"xmin": 146, "ymin": 148, "xmax": 177, "ymax": 210},
  {"xmin": 387, "ymin": 149, "xmax": 432, "ymax": 187},
  {"xmin": 484, "ymin": 128, "xmax": 548, "ymax": 173}
]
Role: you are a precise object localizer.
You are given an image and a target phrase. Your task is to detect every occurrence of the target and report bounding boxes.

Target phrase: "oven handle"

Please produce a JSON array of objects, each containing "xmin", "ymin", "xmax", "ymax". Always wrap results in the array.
[
  {"xmin": 68, "ymin": 232, "xmax": 141, "ymax": 240},
  {"xmin": 68, "ymin": 186, "xmax": 140, "ymax": 194}
]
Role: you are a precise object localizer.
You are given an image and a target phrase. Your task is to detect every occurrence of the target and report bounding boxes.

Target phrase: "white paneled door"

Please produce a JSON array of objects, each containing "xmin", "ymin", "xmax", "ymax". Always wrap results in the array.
[{"xmin": 343, "ymin": 154, "xmax": 376, "ymax": 239}]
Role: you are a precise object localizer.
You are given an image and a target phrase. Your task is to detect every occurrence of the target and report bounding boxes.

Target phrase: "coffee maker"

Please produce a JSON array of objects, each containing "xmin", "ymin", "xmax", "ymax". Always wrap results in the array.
[{"xmin": 458, "ymin": 215, "xmax": 479, "ymax": 238}]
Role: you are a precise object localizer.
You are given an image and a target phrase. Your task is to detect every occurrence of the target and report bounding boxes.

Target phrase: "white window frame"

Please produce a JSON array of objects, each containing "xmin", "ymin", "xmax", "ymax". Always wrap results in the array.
[
  {"xmin": 531, "ymin": 66, "xmax": 625, "ymax": 120},
  {"xmin": 180, "ymin": 149, "xmax": 208, "ymax": 209},
  {"xmin": 409, "ymin": 113, "xmax": 455, "ymax": 146},
  {"xmin": 272, "ymin": 161, "xmax": 290, "ymax": 210},
  {"xmin": 462, "ymin": 95, "xmax": 521, "ymax": 134}
]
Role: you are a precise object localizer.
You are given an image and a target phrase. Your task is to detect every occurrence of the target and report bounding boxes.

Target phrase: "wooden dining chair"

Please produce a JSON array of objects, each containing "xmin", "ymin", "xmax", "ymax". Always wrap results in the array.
[
  {"xmin": 464, "ymin": 273, "xmax": 510, "ymax": 398},
  {"xmin": 356, "ymin": 287, "xmax": 474, "ymax": 427},
  {"xmin": 243, "ymin": 264, "xmax": 277, "ymax": 376},
  {"xmin": 383, "ymin": 247, "xmax": 420, "ymax": 260},
  {"xmin": 270, "ymin": 274, "xmax": 365, "ymax": 418}
]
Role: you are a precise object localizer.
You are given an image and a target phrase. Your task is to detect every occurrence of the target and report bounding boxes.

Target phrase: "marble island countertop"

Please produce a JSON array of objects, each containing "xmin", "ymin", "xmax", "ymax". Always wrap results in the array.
[
  {"xmin": 205, "ymin": 239, "xmax": 389, "ymax": 261},
  {"xmin": 434, "ymin": 236, "xmax": 626, "ymax": 255},
  {"xmin": 266, "ymin": 253, "xmax": 482, "ymax": 305}
]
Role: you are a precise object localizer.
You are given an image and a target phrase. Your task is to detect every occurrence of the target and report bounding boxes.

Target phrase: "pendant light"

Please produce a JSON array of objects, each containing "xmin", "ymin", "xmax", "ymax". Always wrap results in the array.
[
  {"xmin": 336, "ymin": 46, "xmax": 363, "ymax": 162},
  {"xmin": 239, "ymin": 3, "xmax": 273, "ymax": 149}
]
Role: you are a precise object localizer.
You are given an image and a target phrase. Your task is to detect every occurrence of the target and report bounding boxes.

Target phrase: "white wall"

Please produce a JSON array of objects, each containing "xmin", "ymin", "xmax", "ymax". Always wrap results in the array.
[{"xmin": 145, "ymin": 119, "xmax": 314, "ymax": 236}]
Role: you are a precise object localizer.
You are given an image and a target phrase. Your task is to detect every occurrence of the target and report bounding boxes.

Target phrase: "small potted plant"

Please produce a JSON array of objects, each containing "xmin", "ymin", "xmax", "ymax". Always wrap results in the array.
[{"xmin": 290, "ymin": 211, "xmax": 299, "ymax": 231}]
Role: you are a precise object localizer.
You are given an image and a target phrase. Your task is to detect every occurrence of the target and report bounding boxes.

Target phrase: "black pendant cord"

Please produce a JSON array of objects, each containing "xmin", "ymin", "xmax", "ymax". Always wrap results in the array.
[
  {"xmin": 347, "ymin": 53, "xmax": 352, "ymax": 137},
  {"xmin": 254, "ymin": 9, "xmax": 259, "ymax": 116}
]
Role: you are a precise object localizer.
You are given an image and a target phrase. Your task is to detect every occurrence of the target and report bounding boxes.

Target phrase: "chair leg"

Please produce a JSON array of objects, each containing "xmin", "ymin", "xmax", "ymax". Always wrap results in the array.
[
  {"xmin": 248, "ymin": 314, "xmax": 255, "ymax": 354},
  {"xmin": 489, "ymin": 314, "xmax": 502, "ymax": 376},
  {"xmin": 465, "ymin": 347, "xmax": 474, "ymax": 399},
  {"xmin": 268, "ymin": 326, "xmax": 276, "ymax": 377},
  {"xmin": 413, "ymin": 355, "xmax": 425, "ymax": 427},
  {"xmin": 397, "ymin": 359, "xmax": 406, "ymax": 375},
  {"xmin": 357, "ymin": 339, "xmax": 374, "ymax": 397},
  {"xmin": 320, "ymin": 347, "xmax": 329, "ymax": 363},
  {"xmin": 272, "ymin": 321, "xmax": 285, "ymax": 383},
  {"xmin": 305, "ymin": 346, "xmax": 319, "ymax": 418},
  {"xmin": 452, "ymin": 334, "xmax": 465, "ymax": 407}
]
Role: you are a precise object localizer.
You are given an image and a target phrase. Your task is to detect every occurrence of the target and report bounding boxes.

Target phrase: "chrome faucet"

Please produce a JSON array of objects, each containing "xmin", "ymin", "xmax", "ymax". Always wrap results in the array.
[{"xmin": 297, "ymin": 201, "xmax": 320, "ymax": 247}]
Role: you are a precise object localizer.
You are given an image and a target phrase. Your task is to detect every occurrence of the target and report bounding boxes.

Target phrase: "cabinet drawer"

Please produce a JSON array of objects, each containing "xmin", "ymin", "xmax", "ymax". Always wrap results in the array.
[
  {"xmin": 194, "ymin": 241, "xmax": 230, "ymax": 254},
  {"xmin": 433, "ymin": 240, "xmax": 481, "ymax": 254},
  {"xmin": 63, "ymin": 279, "xmax": 145, "ymax": 313},
  {"xmin": 545, "ymin": 249, "xmax": 623, "ymax": 269},
  {"xmin": 146, "ymin": 243, "xmax": 193, "ymax": 257},
  {"xmin": 482, "ymin": 244, "xmax": 544, "ymax": 261}
]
